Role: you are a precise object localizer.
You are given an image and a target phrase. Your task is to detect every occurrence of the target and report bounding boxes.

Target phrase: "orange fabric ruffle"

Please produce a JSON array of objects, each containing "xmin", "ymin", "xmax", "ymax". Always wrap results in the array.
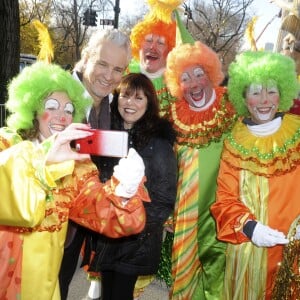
[
  {"xmin": 168, "ymin": 86, "xmax": 236, "ymax": 148},
  {"xmin": 69, "ymin": 176, "xmax": 150, "ymax": 238}
]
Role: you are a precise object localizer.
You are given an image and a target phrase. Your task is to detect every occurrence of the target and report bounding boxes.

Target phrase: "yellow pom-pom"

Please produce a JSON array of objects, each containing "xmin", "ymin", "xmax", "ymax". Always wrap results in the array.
[{"xmin": 147, "ymin": 0, "xmax": 184, "ymax": 23}]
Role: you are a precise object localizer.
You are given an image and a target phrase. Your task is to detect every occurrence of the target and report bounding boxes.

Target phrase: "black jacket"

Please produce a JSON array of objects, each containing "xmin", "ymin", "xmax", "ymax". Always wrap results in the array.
[{"xmin": 88, "ymin": 119, "xmax": 177, "ymax": 275}]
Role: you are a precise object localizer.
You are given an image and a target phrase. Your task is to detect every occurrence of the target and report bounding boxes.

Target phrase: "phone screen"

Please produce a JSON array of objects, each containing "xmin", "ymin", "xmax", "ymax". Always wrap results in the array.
[{"xmin": 75, "ymin": 130, "xmax": 128, "ymax": 157}]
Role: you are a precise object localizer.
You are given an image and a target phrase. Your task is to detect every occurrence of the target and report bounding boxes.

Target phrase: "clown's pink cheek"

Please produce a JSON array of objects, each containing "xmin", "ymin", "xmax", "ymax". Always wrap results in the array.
[
  {"xmin": 246, "ymin": 98, "xmax": 257, "ymax": 106},
  {"xmin": 199, "ymin": 77, "xmax": 209, "ymax": 86},
  {"xmin": 180, "ymin": 82, "xmax": 188, "ymax": 92},
  {"xmin": 181, "ymin": 85, "xmax": 188, "ymax": 93},
  {"xmin": 41, "ymin": 111, "xmax": 51, "ymax": 121}
]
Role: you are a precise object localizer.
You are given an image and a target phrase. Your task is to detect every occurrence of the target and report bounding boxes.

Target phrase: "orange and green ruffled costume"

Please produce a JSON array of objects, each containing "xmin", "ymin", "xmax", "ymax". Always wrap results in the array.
[
  {"xmin": 211, "ymin": 113, "xmax": 300, "ymax": 300},
  {"xmin": 168, "ymin": 86, "xmax": 236, "ymax": 299}
]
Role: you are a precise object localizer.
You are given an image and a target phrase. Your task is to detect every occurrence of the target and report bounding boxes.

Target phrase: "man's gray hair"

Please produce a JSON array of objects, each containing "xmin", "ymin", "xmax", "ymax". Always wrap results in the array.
[{"xmin": 74, "ymin": 28, "xmax": 132, "ymax": 72}]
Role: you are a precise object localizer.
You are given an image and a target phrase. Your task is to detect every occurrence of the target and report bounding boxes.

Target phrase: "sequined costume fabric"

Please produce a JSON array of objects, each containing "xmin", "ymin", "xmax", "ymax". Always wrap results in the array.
[
  {"xmin": 211, "ymin": 113, "xmax": 300, "ymax": 299},
  {"xmin": 169, "ymin": 86, "xmax": 236, "ymax": 299},
  {"xmin": 0, "ymin": 128, "xmax": 149, "ymax": 300}
]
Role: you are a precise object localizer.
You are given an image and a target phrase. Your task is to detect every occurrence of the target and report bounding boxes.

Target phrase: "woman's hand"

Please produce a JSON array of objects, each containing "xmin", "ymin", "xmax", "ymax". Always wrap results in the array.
[{"xmin": 46, "ymin": 123, "xmax": 93, "ymax": 163}]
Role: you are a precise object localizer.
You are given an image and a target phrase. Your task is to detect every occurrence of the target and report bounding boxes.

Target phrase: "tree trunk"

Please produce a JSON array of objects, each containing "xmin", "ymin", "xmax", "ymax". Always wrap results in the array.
[{"xmin": 0, "ymin": 0, "xmax": 20, "ymax": 126}]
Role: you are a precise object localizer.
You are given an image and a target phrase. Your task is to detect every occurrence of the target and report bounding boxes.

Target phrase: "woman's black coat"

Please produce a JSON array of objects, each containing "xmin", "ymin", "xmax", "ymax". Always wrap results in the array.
[{"xmin": 88, "ymin": 119, "xmax": 177, "ymax": 276}]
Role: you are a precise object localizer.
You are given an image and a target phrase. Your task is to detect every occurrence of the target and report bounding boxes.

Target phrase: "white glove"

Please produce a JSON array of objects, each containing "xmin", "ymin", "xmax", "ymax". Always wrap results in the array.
[
  {"xmin": 251, "ymin": 222, "xmax": 289, "ymax": 247},
  {"xmin": 113, "ymin": 148, "xmax": 145, "ymax": 198},
  {"xmin": 295, "ymin": 225, "xmax": 300, "ymax": 240}
]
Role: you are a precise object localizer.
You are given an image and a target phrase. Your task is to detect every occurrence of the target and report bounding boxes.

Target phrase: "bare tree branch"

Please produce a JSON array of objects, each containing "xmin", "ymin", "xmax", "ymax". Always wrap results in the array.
[{"xmin": 181, "ymin": 0, "xmax": 254, "ymax": 72}]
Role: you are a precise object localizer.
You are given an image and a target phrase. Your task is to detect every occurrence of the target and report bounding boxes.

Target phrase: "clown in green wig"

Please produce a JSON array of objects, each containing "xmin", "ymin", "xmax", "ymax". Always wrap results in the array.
[
  {"xmin": 5, "ymin": 61, "xmax": 91, "ymax": 139},
  {"xmin": 211, "ymin": 51, "xmax": 300, "ymax": 300},
  {"xmin": 228, "ymin": 51, "xmax": 299, "ymax": 116}
]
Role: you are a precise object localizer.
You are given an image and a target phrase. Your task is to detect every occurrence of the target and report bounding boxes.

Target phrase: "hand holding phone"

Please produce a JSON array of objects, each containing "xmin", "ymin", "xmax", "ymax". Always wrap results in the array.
[{"xmin": 75, "ymin": 129, "xmax": 128, "ymax": 157}]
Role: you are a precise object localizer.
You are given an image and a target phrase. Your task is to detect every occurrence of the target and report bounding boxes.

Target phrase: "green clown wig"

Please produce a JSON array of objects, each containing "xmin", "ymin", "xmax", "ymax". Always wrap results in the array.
[
  {"xmin": 6, "ymin": 62, "xmax": 91, "ymax": 130},
  {"xmin": 228, "ymin": 51, "xmax": 299, "ymax": 116}
]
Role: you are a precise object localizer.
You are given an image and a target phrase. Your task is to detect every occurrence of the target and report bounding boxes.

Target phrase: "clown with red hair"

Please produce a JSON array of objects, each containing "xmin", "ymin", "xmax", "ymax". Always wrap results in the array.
[
  {"xmin": 164, "ymin": 36, "xmax": 237, "ymax": 298},
  {"xmin": 127, "ymin": 1, "xmax": 178, "ymax": 117}
]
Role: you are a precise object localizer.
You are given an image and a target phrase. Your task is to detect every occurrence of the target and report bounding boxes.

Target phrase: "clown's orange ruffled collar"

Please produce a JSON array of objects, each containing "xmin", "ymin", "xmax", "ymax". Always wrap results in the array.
[{"xmin": 168, "ymin": 86, "xmax": 236, "ymax": 148}]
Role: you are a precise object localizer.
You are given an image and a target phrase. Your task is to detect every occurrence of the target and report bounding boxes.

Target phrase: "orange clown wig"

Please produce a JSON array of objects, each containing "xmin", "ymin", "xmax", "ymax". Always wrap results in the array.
[
  {"xmin": 165, "ymin": 41, "xmax": 224, "ymax": 100},
  {"xmin": 130, "ymin": 17, "xmax": 176, "ymax": 61}
]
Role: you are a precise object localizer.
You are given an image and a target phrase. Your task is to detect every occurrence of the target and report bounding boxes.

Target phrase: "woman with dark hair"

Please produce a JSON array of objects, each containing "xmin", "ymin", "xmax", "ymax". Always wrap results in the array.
[{"xmin": 86, "ymin": 73, "xmax": 177, "ymax": 300}]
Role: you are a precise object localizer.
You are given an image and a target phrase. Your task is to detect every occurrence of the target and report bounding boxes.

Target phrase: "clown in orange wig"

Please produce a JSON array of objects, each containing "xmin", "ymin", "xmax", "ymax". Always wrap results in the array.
[
  {"xmin": 130, "ymin": 18, "xmax": 176, "ymax": 62},
  {"xmin": 127, "ymin": 6, "xmax": 177, "ymax": 116},
  {"xmin": 164, "ymin": 40, "xmax": 237, "ymax": 299},
  {"xmin": 165, "ymin": 41, "xmax": 224, "ymax": 99}
]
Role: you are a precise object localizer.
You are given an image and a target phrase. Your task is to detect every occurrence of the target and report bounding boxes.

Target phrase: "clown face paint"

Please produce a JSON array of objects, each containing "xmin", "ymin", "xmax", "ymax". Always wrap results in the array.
[
  {"xmin": 37, "ymin": 92, "xmax": 74, "ymax": 139},
  {"xmin": 180, "ymin": 65, "xmax": 214, "ymax": 110},
  {"xmin": 245, "ymin": 83, "xmax": 280, "ymax": 124},
  {"xmin": 139, "ymin": 34, "xmax": 168, "ymax": 73}
]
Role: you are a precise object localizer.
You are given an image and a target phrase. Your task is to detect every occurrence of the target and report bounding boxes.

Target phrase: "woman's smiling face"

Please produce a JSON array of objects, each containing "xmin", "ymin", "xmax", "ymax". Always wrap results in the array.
[
  {"xmin": 37, "ymin": 91, "xmax": 74, "ymax": 139},
  {"xmin": 118, "ymin": 87, "xmax": 148, "ymax": 130},
  {"xmin": 245, "ymin": 82, "xmax": 280, "ymax": 124}
]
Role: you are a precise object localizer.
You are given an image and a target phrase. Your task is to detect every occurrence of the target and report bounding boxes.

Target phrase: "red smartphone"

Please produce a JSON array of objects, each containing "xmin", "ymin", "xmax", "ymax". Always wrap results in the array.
[{"xmin": 75, "ymin": 129, "xmax": 128, "ymax": 157}]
